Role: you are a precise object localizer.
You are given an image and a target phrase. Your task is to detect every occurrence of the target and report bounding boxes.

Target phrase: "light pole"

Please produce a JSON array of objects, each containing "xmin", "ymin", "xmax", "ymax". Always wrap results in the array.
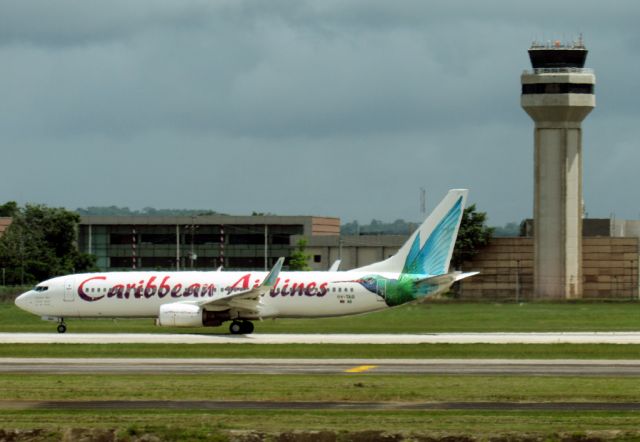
[
  {"xmin": 19, "ymin": 231, "xmax": 24, "ymax": 286},
  {"xmin": 189, "ymin": 216, "xmax": 198, "ymax": 269}
]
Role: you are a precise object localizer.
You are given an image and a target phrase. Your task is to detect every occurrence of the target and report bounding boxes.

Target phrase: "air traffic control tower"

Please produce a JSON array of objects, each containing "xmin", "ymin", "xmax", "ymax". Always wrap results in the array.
[{"xmin": 521, "ymin": 38, "xmax": 595, "ymax": 299}]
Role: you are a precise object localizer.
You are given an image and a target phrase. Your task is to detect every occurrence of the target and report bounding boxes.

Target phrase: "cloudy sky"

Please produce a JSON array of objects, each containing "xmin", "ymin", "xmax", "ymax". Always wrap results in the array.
[{"xmin": 1, "ymin": 1, "xmax": 638, "ymax": 226}]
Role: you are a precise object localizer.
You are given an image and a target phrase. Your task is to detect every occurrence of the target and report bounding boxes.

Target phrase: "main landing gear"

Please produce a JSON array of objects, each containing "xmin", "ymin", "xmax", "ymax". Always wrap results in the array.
[
  {"xmin": 56, "ymin": 319, "xmax": 67, "ymax": 334},
  {"xmin": 229, "ymin": 320, "xmax": 254, "ymax": 335}
]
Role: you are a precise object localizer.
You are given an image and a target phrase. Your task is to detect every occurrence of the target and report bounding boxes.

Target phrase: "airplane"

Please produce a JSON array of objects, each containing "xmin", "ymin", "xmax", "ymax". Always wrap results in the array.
[{"xmin": 15, "ymin": 189, "xmax": 477, "ymax": 334}]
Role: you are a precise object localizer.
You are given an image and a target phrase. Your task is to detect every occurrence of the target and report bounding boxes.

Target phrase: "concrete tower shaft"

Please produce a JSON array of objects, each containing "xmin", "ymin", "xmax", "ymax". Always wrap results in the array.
[{"xmin": 521, "ymin": 41, "xmax": 595, "ymax": 299}]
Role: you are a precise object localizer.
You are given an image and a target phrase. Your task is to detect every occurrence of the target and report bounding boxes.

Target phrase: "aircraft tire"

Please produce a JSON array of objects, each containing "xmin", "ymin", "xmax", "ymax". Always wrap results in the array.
[
  {"xmin": 241, "ymin": 321, "xmax": 254, "ymax": 334},
  {"xmin": 229, "ymin": 321, "xmax": 243, "ymax": 335},
  {"xmin": 57, "ymin": 324, "xmax": 67, "ymax": 334}
]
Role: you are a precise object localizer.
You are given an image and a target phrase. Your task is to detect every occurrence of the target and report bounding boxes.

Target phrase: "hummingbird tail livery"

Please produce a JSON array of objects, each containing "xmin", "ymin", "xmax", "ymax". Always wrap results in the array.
[
  {"xmin": 354, "ymin": 189, "xmax": 467, "ymax": 275},
  {"xmin": 15, "ymin": 189, "xmax": 476, "ymax": 334}
]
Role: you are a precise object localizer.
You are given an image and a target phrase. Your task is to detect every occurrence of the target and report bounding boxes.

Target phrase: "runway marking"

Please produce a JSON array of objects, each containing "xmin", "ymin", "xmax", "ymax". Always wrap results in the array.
[{"xmin": 345, "ymin": 365, "xmax": 377, "ymax": 373}]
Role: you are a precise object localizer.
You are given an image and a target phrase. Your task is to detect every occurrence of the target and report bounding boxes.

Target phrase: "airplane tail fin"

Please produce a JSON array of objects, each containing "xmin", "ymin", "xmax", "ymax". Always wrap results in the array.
[{"xmin": 352, "ymin": 189, "xmax": 468, "ymax": 276}]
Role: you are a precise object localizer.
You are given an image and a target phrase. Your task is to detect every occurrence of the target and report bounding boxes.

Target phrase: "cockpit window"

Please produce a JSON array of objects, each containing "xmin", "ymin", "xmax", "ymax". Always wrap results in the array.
[{"xmin": 34, "ymin": 286, "xmax": 49, "ymax": 292}]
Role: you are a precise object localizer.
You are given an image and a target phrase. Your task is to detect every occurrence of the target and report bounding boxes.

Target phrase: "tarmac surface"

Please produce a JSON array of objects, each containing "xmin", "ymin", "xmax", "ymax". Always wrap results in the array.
[
  {"xmin": 2, "ymin": 399, "xmax": 640, "ymax": 411},
  {"xmin": 3, "ymin": 358, "xmax": 640, "ymax": 375},
  {"xmin": 3, "ymin": 332, "xmax": 640, "ymax": 344}
]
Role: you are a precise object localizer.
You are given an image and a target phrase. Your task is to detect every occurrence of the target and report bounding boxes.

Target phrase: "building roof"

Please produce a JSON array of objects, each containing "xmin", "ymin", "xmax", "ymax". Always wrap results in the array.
[
  {"xmin": 0, "ymin": 217, "xmax": 12, "ymax": 237},
  {"xmin": 79, "ymin": 215, "xmax": 341, "ymax": 236}
]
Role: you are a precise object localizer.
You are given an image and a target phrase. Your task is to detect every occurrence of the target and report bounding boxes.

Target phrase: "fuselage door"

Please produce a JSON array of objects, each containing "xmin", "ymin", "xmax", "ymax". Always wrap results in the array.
[
  {"xmin": 63, "ymin": 279, "xmax": 74, "ymax": 302},
  {"xmin": 377, "ymin": 279, "xmax": 387, "ymax": 302}
]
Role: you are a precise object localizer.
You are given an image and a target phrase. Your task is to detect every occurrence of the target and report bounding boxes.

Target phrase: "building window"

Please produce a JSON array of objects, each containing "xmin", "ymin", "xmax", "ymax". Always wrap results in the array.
[
  {"xmin": 110, "ymin": 234, "xmax": 134, "ymax": 245},
  {"xmin": 229, "ymin": 234, "xmax": 264, "ymax": 245},
  {"xmin": 140, "ymin": 257, "xmax": 176, "ymax": 269},
  {"xmin": 141, "ymin": 234, "xmax": 175, "ymax": 245},
  {"xmin": 110, "ymin": 257, "xmax": 134, "ymax": 268},
  {"xmin": 314, "ymin": 255, "xmax": 321, "ymax": 263},
  {"xmin": 271, "ymin": 234, "xmax": 290, "ymax": 245},
  {"xmin": 227, "ymin": 257, "xmax": 265, "ymax": 269},
  {"xmin": 522, "ymin": 83, "xmax": 593, "ymax": 95}
]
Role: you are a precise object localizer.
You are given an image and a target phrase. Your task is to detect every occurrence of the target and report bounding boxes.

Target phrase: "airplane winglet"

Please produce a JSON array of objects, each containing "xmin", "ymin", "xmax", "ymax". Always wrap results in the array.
[
  {"xmin": 262, "ymin": 257, "xmax": 284, "ymax": 288},
  {"xmin": 197, "ymin": 257, "xmax": 285, "ymax": 309},
  {"xmin": 328, "ymin": 259, "xmax": 341, "ymax": 272}
]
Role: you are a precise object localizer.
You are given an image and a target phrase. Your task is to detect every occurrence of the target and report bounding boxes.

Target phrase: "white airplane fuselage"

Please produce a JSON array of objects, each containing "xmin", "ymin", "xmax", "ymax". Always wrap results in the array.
[
  {"xmin": 15, "ymin": 189, "xmax": 473, "ymax": 334},
  {"xmin": 16, "ymin": 270, "xmax": 393, "ymax": 320}
]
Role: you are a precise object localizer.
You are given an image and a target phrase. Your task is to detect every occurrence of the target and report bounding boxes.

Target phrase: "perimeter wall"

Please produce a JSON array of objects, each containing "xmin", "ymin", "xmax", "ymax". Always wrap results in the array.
[{"xmin": 459, "ymin": 237, "xmax": 639, "ymax": 300}]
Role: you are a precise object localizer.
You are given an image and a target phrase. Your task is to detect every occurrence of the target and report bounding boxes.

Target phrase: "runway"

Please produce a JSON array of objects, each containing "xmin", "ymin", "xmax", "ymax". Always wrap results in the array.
[
  {"xmin": 2, "ymin": 399, "xmax": 640, "ymax": 411},
  {"xmin": 3, "ymin": 332, "xmax": 640, "ymax": 344},
  {"xmin": 3, "ymin": 358, "xmax": 640, "ymax": 375}
]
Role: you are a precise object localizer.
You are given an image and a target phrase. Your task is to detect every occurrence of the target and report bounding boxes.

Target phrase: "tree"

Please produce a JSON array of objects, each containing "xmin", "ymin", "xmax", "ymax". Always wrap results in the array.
[
  {"xmin": 451, "ymin": 204, "xmax": 494, "ymax": 269},
  {"xmin": 288, "ymin": 238, "xmax": 311, "ymax": 271},
  {"xmin": 0, "ymin": 201, "xmax": 17, "ymax": 217},
  {"xmin": 0, "ymin": 203, "xmax": 97, "ymax": 285},
  {"xmin": 492, "ymin": 221, "xmax": 520, "ymax": 237}
]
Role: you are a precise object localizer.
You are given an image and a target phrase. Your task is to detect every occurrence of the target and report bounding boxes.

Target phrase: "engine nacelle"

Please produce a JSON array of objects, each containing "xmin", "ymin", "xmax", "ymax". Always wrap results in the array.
[
  {"xmin": 157, "ymin": 303, "xmax": 231, "ymax": 327},
  {"xmin": 157, "ymin": 303, "xmax": 203, "ymax": 327}
]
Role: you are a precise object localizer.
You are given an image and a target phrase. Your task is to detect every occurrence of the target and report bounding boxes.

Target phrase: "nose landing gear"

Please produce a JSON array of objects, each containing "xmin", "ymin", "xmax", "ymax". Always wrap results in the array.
[
  {"xmin": 229, "ymin": 320, "xmax": 254, "ymax": 335},
  {"xmin": 56, "ymin": 319, "xmax": 67, "ymax": 334}
]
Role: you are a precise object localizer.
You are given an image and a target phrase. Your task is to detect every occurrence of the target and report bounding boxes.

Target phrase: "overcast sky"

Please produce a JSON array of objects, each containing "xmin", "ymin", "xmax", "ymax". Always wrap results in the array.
[{"xmin": 1, "ymin": 1, "xmax": 638, "ymax": 226}]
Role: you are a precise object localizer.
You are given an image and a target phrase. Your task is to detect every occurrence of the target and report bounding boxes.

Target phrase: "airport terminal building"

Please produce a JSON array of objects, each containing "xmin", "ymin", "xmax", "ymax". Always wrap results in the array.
[{"xmin": 77, "ymin": 215, "xmax": 340, "ymax": 271}]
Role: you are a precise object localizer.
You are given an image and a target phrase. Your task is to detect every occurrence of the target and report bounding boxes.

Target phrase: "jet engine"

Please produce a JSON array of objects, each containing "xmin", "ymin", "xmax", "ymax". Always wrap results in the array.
[
  {"xmin": 157, "ymin": 303, "xmax": 231, "ymax": 327},
  {"xmin": 157, "ymin": 303, "xmax": 203, "ymax": 327}
]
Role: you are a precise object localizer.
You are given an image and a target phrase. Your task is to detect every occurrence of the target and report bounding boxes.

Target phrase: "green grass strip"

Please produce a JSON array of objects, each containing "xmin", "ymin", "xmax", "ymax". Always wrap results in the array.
[
  {"xmin": 2, "ymin": 343, "xmax": 640, "ymax": 359},
  {"xmin": 3, "ymin": 409, "xmax": 640, "ymax": 436},
  {"xmin": 3, "ymin": 373, "xmax": 640, "ymax": 402},
  {"xmin": 3, "ymin": 301, "xmax": 640, "ymax": 333}
]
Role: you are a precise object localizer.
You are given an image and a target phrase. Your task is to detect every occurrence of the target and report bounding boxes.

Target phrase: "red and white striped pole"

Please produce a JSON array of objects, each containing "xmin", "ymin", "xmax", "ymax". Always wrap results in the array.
[
  {"xmin": 132, "ymin": 227, "xmax": 137, "ymax": 270},
  {"xmin": 220, "ymin": 225, "xmax": 224, "ymax": 268}
]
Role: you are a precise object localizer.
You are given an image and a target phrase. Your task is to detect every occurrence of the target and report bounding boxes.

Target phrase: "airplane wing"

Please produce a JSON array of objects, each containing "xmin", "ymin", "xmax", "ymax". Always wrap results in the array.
[{"xmin": 190, "ymin": 257, "xmax": 284, "ymax": 315}]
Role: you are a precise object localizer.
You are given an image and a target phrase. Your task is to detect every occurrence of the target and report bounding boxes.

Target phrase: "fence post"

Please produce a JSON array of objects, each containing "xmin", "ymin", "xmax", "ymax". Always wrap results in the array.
[{"xmin": 515, "ymin": 259, "xmax": 520, "ymax": 303}]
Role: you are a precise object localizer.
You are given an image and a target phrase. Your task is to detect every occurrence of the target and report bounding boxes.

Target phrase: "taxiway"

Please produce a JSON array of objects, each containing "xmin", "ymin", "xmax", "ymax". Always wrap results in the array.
[
  {"xmin": 2, "ymin": 332, "xmax": 640, "ymax": 344},
  {"xmin": 2, "ymin": 358, "xmax": 640, "ymax": 375}
]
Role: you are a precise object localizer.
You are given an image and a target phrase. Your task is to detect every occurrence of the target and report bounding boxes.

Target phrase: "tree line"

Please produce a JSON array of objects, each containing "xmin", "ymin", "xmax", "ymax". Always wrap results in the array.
[
  {"xmin": 76, "ymin": 206, "xmax": 222, "ymax": 216},
  {"xmin": 0, "ymin": 202, "xmax": 96, "ymax": 285}
]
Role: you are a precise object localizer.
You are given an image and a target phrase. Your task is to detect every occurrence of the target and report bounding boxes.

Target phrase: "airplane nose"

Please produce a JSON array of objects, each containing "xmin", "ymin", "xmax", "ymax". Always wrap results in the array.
[{"xmin": 15, "ymin": 291, "xmax": 33, "ymax": 311}]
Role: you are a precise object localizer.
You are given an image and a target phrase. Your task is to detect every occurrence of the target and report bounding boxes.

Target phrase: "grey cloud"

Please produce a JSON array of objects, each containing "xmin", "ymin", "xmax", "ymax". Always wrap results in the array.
[{"xmin": 0, "ymin": 0, "xmax": 638, "ymax": 226}]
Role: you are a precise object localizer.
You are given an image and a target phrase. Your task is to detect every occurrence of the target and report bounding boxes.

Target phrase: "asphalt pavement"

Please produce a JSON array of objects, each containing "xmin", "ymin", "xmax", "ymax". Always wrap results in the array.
[{"xmin": 3, "ymin": 357, "xmax": 640, "ymax": 375}]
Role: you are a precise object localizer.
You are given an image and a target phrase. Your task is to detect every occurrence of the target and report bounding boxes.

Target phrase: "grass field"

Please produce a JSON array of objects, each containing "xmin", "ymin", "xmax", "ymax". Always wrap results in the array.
[
  {"xmin": 3, "ymin": 373, "xmax": 640, "ymax": 402},
  {"xmin": 3, "ymin": 342, "xmax": 640, "ymax": 359},
  {"xmin": 3, "ymin": 374, "xmax": 640, "ymax": 439},
  {"xmin": 5, "ymin": 409, "xmax": 640, "ymax": 440},
  {"xmin": 3, "ymin": 299, "xmax": 640, "ymax": 334},
  {"xmin": 3, "ymin": 300, "xmax": 640, "ymax": 439}
]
